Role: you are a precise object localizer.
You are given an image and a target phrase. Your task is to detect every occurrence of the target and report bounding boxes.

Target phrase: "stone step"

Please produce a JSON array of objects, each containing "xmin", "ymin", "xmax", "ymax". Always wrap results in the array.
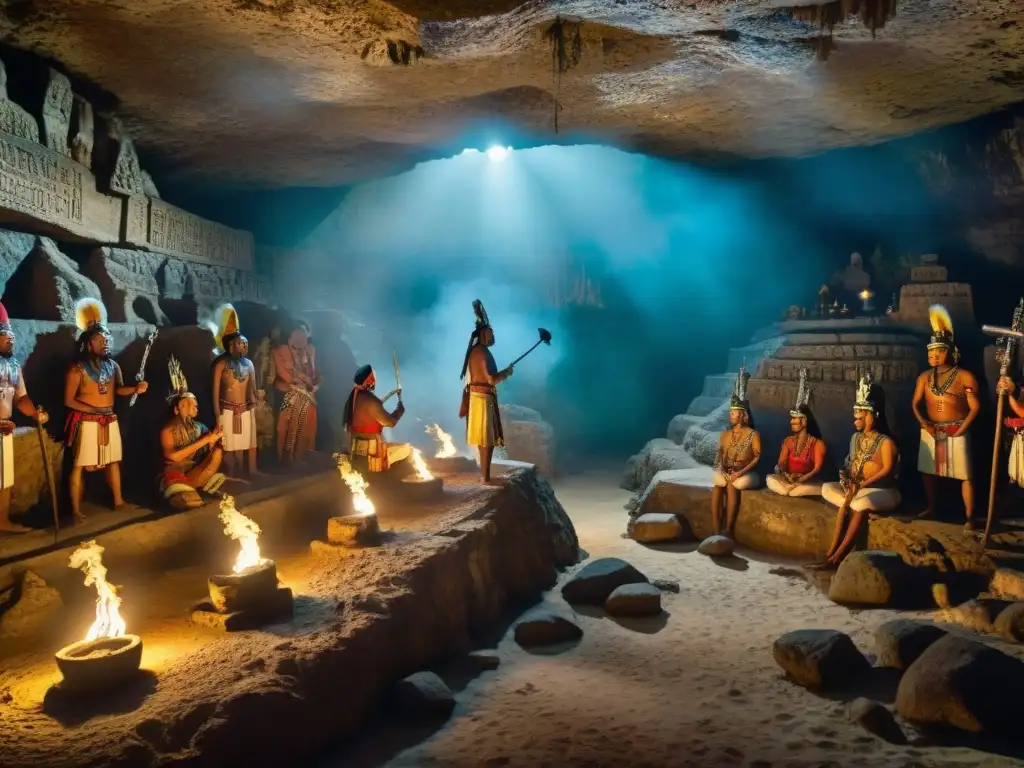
[
  {"xmin": 686, "ymin": 395, "xmax": 727, "ymax": 417},
  {"xmin": 758, "ymin": 357, "xmax": 919, "ymax": 383},
  {"xmin": 775, "ymin": 344, "xmax": 919, "ymax": 361},
  {"xmin": 727, "ymin": 337, "xmax": 787, "ymax": 372},
  {"xmin": 701, "ymin": 373, "xmax": 737, "ymax": 399},
  {"xmin": 667, "ymin": 413, "xmax": 706, "ymax": 443}
]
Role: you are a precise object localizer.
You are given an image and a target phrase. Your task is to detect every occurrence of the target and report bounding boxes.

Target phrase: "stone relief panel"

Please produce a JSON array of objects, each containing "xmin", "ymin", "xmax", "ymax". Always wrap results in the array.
[
  {"xmin": 109, "ymin": 134, "xmax": 145, "ymax": 197},
  {"xmin": 758, "ymin": 357, "xmax": 917, "ymax": 383},
  {"xmin": 70, "ymin": 95, "xmax": 94, "ymax": 169},
  {"xmin": 136, "ymin": 198, "xmax": 254, "ymax": 270},
  {"xmin": 0, "ymin": 57, "xmax": 39, "ymax": 143},
  {"xmin": 1, "ymin": 236, "xmax": 103, "ymax": 322},
  {"xmin": 0, "ymin": 128, "xmax": 122, "ymax": 242},
  {"xmin": 0, "ymin": 228, "xmax": 36, "ymax": 296},
  {"xmin": 898, "ymin": 282, "xmax": 974, "ymax": 327},
  {"xmin": 83, "ymin": 247, "xmax": 170, "ymax": 325},
  {"xmin": 41, "ymin": 69, "xmax": 73, "ymax": 157}
]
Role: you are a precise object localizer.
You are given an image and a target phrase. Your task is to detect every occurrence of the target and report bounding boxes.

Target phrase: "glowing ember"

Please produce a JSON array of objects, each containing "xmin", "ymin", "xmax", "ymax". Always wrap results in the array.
[
  {"xmin": 218, "ymin": 494, "xmax": 264, "ymax": 573},
  {"xmin": 410, "ymin": 448, "xmax": 434, "ymax": 480},
  {"xmin": 68, "ymin": 540, "xmax": 126, "ymax": 642},
  {"xmin": 336, "ymin": 454, "xmax": 376, "ymax": 516},
  {"xmin": 426, "ymin": 423, "xmax": 457, "ymax": 458}
]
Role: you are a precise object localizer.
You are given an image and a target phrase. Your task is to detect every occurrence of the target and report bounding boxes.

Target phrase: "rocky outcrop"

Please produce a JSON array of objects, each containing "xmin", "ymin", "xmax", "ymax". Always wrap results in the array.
[{"xmin": 500, "ymin": 404, "xmax": 555, "ymax": 477}]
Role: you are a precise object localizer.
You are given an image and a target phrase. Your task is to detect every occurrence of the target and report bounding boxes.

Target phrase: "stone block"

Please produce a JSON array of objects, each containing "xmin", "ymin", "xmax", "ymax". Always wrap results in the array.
[
  {"xmin": 69, "ymin": 95, "xmax": 94, "ymax": 168},
  {"xmin": 989, "ymin": 568, "xmax": 1024, "ymax": 600},
  {"xmin": 898, "ymin": 283, "xmax": 974, "ymax": 327},
  {"xmin": 3, "ymin": 236, "xmax": 103, "ymax": 322},
  {"xmin": 82, "ymin": 247, "xmax": 170, "ymax": 325},
  {"xmin": 124, "ymin": 196, "xmax": 254, "ymax": 271},
  {"xmin": 501, "ymin": 416, "xmax": 554, "ymax": 477},
  {"xmin": 10, "ymin": 425, "xmax": 63, "ymax": 518},
  {"xmin": 0, "ymin": 128, "xmax": 123, "ymax": 242},
  {"xmin": 190, "ymin": 587, "xmax": 294, "ymax": 631},
  {"xmin": 910, "ymin": 264, "xmax": 948, "ymax": 282},
  {"xmin": 0, "ymin": 57, "xmax": 39, "ymax": 143},
  {"xmin": 41, "ymin": 69, "xmax": 72, "ymax": 156},
  {"xmin": 631, "ymin": 512, "xmax": 688, "ymax": 542}
]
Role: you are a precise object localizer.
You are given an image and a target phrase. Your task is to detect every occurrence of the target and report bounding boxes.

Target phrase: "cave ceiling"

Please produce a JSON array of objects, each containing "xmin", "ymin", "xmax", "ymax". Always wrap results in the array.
[{"xmin": 1, "ymin": 0, "xmax": 1021, "ymax": 187}]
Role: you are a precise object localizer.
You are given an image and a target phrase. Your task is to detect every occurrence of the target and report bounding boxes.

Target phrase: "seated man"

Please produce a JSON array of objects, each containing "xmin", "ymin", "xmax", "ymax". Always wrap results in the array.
[
  {"xmin": 158, "ymin": 356, "xmax": 226, "ymax": 509},
  {"xmin": 766, "ymin": 368, "xmax": 827, "ymax": 497},
  {"xmin": 342, "ymin": 364, "xmax": 411, "ymax": 474},
  {"xmin": 810, "ymin": 374, "xmax": 900, "ymax": 570},
  {"xmin": 711, "ymin": 365, "xmax": 761, "ymax": 537}
]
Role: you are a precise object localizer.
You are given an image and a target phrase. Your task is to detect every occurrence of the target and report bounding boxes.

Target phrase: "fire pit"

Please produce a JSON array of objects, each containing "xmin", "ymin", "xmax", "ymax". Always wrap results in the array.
[
  {"xmin": 401, "ymin": 447, "xmax": 445, "ymax": 502},
  {"xmin": 191, "ymin": 496, "xmax": 293, "ymax": 632},
  {"xmin": 55, "ymin": 541, "xmax": 143, "ymax": 694},
  {"xmin": 426, "ymin": 423, "xmax": 477, "ymax": 475}
]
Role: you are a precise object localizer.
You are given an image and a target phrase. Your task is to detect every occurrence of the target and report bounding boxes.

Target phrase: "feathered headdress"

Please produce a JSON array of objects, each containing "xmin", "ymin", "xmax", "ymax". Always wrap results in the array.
[
  {"xmin": 729, "ymin": 363, "xmax": 750, "ymax": 413},
  {"xmin": 927, "ymin": 304, "xmax": 959, "ymax": 361},
  {"xmin": 214, "ymin": 303, "xmax": 242, "ymax": 352},
  {"xmin": 75, "ymin": 298, "xmax": 108, "ymax": 336},
  {"xmin": 167, "ymin": 354, "xmax": 195, "ymax": 404},
  {"xmin": 460, "ymin": 299, "xmax": 492, "ymax": 380},
  {"xmin": 790, "ymin": 367, "xmax": 811, "ymax": 418},
  {"xmin": 0, "ymin": 300, "xmax": 11, "ymax": 335},
  {"xmin": 854, "ymin": 370, "xmax": 876, "ymax": 413}
]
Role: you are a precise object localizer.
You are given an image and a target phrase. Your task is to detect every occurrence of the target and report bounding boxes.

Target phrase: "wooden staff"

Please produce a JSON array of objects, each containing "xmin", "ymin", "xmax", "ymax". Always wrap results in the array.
[
  {"xmin": 980, "ymin": 300, "xmax": 1024, "ymax": 549},
  {"xmin": 35, "ymin": 412, "xmax": 60, "ymax": 543}
]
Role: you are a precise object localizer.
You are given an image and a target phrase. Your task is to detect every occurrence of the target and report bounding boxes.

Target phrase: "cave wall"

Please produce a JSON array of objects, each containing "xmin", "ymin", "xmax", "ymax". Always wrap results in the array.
[{"xmin": 0, "ymin": 51, "xmax": 275, "ymax": 517}]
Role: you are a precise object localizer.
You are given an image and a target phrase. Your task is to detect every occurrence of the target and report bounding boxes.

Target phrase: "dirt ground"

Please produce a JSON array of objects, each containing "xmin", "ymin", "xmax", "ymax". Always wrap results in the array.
[{"xmin": 330, "ymin": 469, "xmax": 1024, "ymax": 768}]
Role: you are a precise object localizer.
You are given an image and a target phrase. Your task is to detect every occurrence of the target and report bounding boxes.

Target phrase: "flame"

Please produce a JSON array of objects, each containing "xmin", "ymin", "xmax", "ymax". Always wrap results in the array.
[
  {"xmin": 426, "ymin": 423, "xmax": 457, "ymax": 458},
  {"xmin": 68, "ymin": 540, "xmax": 126, "ymax": 642},
  {"xmin": 411, "ymin": 448, "xmax": 434, "ymax": 480},
  {"xmin": 218, "ymin": 494, "xmax": 264, "ymax": 574},
  {"xmin": 335, "ymin": 454, "xmax": 376, "ymax": 516},
  {"xmin": 859, "ymin": 290, "xmax": 873, "ymax": 300}
]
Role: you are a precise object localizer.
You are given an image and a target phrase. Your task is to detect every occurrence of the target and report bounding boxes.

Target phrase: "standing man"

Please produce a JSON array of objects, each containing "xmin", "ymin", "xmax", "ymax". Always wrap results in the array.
[
  {"xmin": 64, "ymin": 298, "xmax": 149, "ymax": 521},
  {"xmin": 273, "ymin": 322, "xmax": 321, "ymax": 466},
  {"xmin": 710, "ymin": 365, "xmax": 761, "ymax": 536},
  {"xmin": 460, "ymin": 299, "xmax": 513, "ymax": 485},
  {"xmin": 813, "ymin": 374, "xmax": 900, "ymax": 569},
  {"xmin": 343, "ymin": 364, "xmax": 412, "ymax": 474},
  {"xmin": 911, "ymin": 305, "xmax": 980, "ymax": 530},
  {"xmin": 0, "ymin": 301, "xmax": 48, "ymax": 534},
  {"xmin": 211, "ymin": 304, "xmax": 259, "ymax": 479}
]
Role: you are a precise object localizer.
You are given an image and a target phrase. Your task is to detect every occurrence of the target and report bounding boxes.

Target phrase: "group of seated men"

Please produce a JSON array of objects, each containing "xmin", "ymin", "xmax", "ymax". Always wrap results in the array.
[{"xmin": 710, "ymin": 365, "xmax": 899, "ymax": 570}]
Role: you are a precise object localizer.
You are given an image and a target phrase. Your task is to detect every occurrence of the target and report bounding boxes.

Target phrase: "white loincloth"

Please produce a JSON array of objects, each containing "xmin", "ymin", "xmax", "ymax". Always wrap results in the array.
[
  {"xmin": 218, "ymin": 408, "xmax": 257, "ymax": 452},
  {"xmin": 0, "ymin": 433, "xmax": 13, "ymax": 490},
  {"xmin": 467, "ymin": 391, "xmax": 498, "ymax": 447},
  {"xmin": 1010, "ymin": 433, "xmax": 1024, "ymax": 488},
  {"xmin": 765, "ymin": 474, "xmax": 822, "ymax": 498},
  {"xmin": 712, "ymin": 470, "xmax": 761, "ymax": 490},
  {"xmin": 918, "ymin": 427, "xmax": 971, "ymax": 481},
  {"xmin": 74, "ymin": 420, "xmax": 123, "ymax": 468},
  {"xmin": 822, "ymin": 481, "xmax": 901, "ymax": 513}
]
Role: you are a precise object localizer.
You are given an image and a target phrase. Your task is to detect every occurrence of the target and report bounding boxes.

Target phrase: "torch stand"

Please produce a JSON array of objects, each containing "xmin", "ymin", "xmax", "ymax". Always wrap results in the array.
[
  {"xmin": 54, "ymin": 634, "xmax": 144, "ymax": 693},
  {"xmin": 190, "ymin": 559, "xmax": 293, "ymax": 632}
]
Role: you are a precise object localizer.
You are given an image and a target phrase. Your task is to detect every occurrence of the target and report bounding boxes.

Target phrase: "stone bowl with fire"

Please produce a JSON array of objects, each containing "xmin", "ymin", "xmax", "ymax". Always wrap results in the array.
[
  {"xmin": 424, "ymin": 423, "xmax": 478, "ymax": 476},
  {"xmin": 191, "ymin": 496, "xmax": 293, "ymax": 631},
  {"xmin": 400, "ymin": 445, "xmax": 445, "ymax": 502},
  {"xmin": 55, "ymin": 541, "xmax": 144, "ymax": 694},
  {"xmin": 325, "ymin": 454, "xmax": 382, "ymax": 548}
]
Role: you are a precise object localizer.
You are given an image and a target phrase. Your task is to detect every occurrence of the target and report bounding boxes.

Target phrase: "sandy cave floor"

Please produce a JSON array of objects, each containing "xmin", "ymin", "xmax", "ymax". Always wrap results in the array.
[{"xmin": 332, "ymin": 469, "xmax": 1024, "ymax": 768}]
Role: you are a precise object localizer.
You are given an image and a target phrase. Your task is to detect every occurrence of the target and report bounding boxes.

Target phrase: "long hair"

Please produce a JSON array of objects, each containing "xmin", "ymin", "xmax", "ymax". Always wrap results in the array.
[{"xmin": 459, "ymin": 330, "xmax": 481, "ymax": 381}]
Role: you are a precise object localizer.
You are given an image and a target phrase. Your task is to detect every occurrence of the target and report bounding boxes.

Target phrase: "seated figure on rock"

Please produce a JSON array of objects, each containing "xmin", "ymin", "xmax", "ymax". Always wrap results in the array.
[
  {"xmin": 811, "ymin": 374, "xmax": 900, "ymax": 570},
  {"xmin": 711, "ymin": 364, "xmax": 761, "ymax": 537},
  {"xmin": 158, "ymin": 356, "xmax": 226, "ymax": 509},
  {"xmin": 342, "ymin": 364, "xmax": 411, "ymax": 475},
  {"xmin": 766, "ymin": 368, "xmax": 826, "ymax": 498}
]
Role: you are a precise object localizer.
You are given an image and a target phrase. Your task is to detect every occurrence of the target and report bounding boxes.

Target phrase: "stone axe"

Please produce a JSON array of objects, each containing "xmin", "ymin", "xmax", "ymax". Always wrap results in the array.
[{"xmin": 506, "ymin": 328, "xmax": 553, "ymax": 370}]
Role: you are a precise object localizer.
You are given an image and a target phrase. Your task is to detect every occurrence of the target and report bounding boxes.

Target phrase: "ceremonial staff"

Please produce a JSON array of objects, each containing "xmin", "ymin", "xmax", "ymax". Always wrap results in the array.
[
  {"xmin": 129, "ymin": 329, "xmax": 158, "ymax": 407},
  {"xmin": 980, "ymin": 298, "xmax": 1024, "ymax": 549},
  {"xmin": 35, "ymin": 411, "xmax": 59, "ymax": 542}
]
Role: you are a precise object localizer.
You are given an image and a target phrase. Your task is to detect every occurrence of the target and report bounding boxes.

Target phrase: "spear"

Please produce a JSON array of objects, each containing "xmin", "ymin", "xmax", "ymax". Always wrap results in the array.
[{"xmin": 129, "ymin": 329, "xmax": 158, "ymax": 407}]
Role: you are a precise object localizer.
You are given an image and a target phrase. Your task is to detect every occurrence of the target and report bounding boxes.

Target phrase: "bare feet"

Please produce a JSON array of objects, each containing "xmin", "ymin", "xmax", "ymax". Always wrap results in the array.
[
  {"xmin": 72, "ymin": 511, "xmax": 87, "ymax": 523},
  {"xmin": 964, "ymin": 519, "xmax": 978, "ymax": 533},
  {"xmin": 0, "ymin": 523, "xmax": 32, "ymax": 535},
  {"xmin": 483, "ymin": 477, "xmax": 507, "ymax": 487}
]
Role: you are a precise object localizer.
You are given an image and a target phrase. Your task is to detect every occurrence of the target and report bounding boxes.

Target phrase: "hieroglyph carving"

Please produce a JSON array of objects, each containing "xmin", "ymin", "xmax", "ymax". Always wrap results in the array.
[
  {"xmin": 758, "ymin": 358, "xmax": 918, "ymax": 384},
  {"xmin": 147, "ymin": 198, "xmax": 253, "ymax": 270},
  {"xmin": 42, "ymin": 69, "xmax": 73, "ymax": 156},
  {"xmin": 109, "ymin": 135, "xmax": 145, "ymax": 196},
  {"xmin": 898, "ymin": 282, "xmax": 974, "ymax": 325},
  {"xmin": 910, "ymin": 265, "xmax": 948, "ymax": 282},
  {"xmin": 776, "ymin": 344, "xmax": 918, "ymax": 360}
]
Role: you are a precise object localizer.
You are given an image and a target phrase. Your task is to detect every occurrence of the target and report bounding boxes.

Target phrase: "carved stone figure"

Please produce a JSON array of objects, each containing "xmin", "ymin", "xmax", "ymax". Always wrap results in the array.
[
  {"xmin": 41, "ymin": 69, "xmax": 73, "ymax": 156},
  {"xmin": 70, "ymin": 95, "xmax": 94, "ymax": 168}
]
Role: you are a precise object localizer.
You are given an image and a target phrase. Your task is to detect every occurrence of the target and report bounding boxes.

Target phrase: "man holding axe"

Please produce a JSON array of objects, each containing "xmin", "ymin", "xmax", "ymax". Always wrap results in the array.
[
  {"xmin": 0, "ymin": 301, "xmax": 50, "ymax": 534},
  {"xmin": 459, "ymin": 299, "xmax": 552, "ymax": 485}
]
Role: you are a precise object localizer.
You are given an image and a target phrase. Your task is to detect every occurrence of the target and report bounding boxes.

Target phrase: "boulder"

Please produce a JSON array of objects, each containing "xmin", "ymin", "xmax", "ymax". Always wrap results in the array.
[
  {"xmin": 500, "ymin": 407, "xmax": 555, "ymax": 477},
  {"xmin": 698, "ymin": 535, "xmax": 735, "ymax": 557},
  {"xmin": 631, "ymin": 512, "xmax": 688, "ymax": 543},
  {"xmin": 605, "ymin": 583, "xmax": 663, "ymax": 617},
  {"xmin": 513, "ymin": 610, "xmax": 583, "ymax": 648},
  {"xmin": 773, "ymin": 629, "xmax": 870, "ymax": 690},
  {"xmin": 989, "ymin": 568, "xmax": 1024, "ymax": 600},
  {"xmin": 561, "ymin": 557, "xmax": 648, "ymax": 605},
  {"xmin": 466, "ymin": 650, "xmax": 501, "ymax": 671},
  {"xmin": 994, "ymin": 601, "xmax": 1024, "ymax": 642},
  {"xmin": 828, "ymin": 551, "xmax": 920, "ymax": 607},
  {"xmin": 0, "ymin": 571, "xmax": 64, "ymax": 642},
  {"xmin": 874, "ymin": 619, "xmax": 948, "ymax": 670},
  {"xmin": 621, "ymin": 439, "xmax": 701, "ymax": 491},
  {"xmin": 945, "ymin": 597, "xmax": 1014, "ymax": 636},
  {"xmin": 847, "ymin": 698, "xmax": 906, "ymax": 744},
  {"xmin": 895, "ymin": 635, "xmax": 1024, "ymax": 736},
  {"xmin": 392, "ymin": 671, "xmax": 455, "ymax": 717}
]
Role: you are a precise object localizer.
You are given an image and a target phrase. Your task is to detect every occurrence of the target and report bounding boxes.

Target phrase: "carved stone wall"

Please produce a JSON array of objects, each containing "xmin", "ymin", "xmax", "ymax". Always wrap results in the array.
[{"xmin": 897, "ymin": 282, "xmax": 974, "ymax": 327}]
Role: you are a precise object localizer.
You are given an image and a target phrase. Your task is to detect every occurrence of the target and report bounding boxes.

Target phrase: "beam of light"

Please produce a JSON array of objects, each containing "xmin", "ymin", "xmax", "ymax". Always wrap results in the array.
[{"xmin": 486, "ymin": 145, "xmax": 511, "ymax": 163}]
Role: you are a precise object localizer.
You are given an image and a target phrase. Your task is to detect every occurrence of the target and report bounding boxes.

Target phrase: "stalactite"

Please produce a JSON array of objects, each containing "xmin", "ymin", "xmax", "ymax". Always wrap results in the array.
[
  {"xmin": 543, "ymin": 16, "xmax": 583, "ymax": 133},
  {"xmin": 788, "ymin": 0, "xmax": 899, "ymax": 61}
]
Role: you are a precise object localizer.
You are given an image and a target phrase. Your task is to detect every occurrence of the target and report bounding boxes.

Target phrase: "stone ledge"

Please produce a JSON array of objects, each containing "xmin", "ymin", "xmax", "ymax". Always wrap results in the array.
[
  {"xmin": 635, "ymin": 472, "xmax": 1021, "ymax": 574},
  {"xmin": 0, "ymin": 468, "xmax": 579, "ymax": 767}
]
